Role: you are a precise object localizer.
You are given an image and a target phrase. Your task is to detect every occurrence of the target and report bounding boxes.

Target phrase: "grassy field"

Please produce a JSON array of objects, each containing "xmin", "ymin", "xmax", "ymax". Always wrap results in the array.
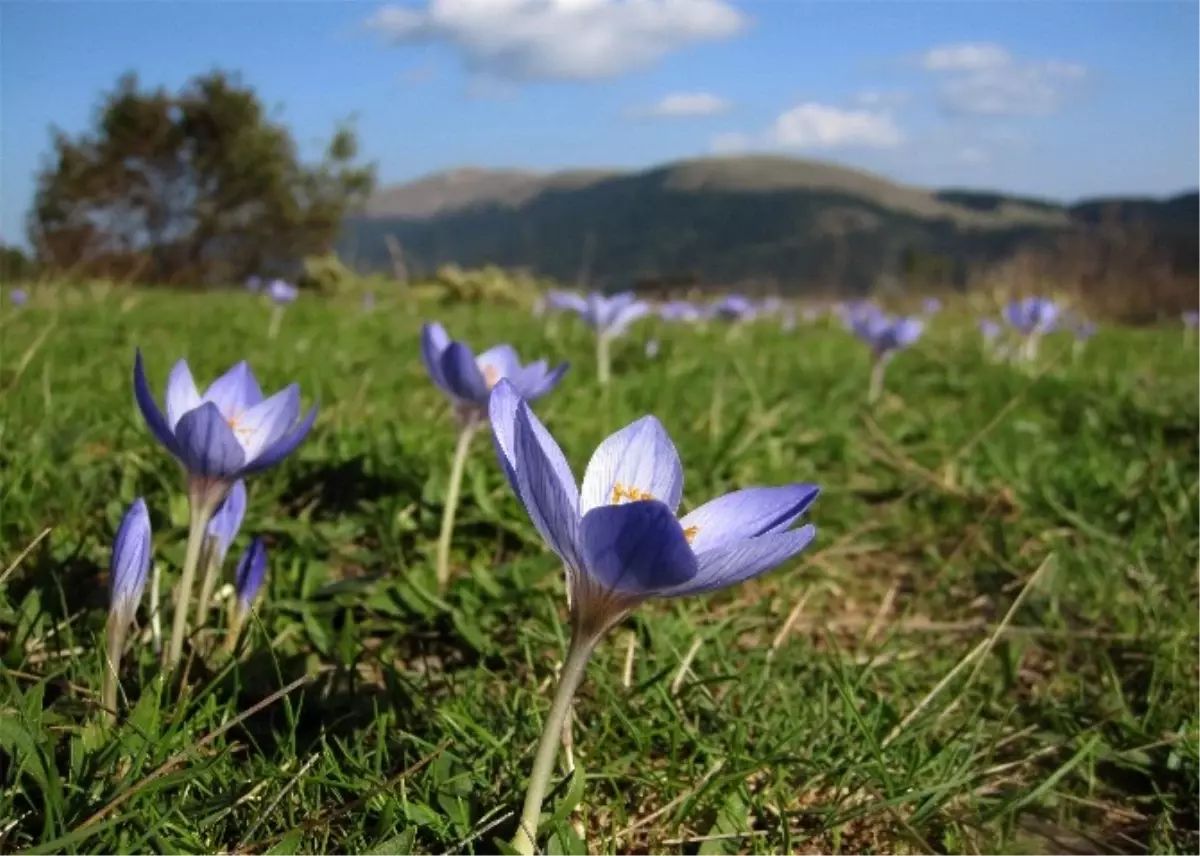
[{"xmin": 1, "ymin": 290, "xmax": 1197, "ymax": 855}]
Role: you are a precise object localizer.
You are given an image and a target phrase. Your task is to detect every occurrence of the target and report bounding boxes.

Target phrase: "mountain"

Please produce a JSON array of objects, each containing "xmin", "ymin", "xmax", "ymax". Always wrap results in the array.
[{"xmin": 340, "ymin": 156, "xmax": 1198, "ymax": 294}]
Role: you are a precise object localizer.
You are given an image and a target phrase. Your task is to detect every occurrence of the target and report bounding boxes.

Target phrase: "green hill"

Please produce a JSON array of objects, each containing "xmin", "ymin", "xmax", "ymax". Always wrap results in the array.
[{"xmin": 341, "ymin": 155, "xmax": 1197, "ymax": 294}]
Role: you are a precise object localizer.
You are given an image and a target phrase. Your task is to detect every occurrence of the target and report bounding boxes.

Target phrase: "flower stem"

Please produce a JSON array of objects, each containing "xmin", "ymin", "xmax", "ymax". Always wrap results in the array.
[
  {"xmin": 596, "ymin": 333, "xmax": 611, "ymax": 386},
  {"xmin": 867, "ymin": 353, "xmax": 890, "ymax": 404},
  {"xmin": 100, "ymin": 618, "xmax": 123, "ymax": 725},
  {"xmin": 435, "ymin": 422, "xmax": 478, "ymax": 593},
  {"xmin": 267, "ymin": 305, "xmax": 285, "ymax": 340},
  {"xmin": 165, "ymin": 500, "xmax": 214, "ymax": 669},
  {"xmin": 512, "ymin": 637, "xmax": 597, "ymax": 855},
  {"xmin": 192, "ymin": 537, "xmax": 219, "ymax": 630}
]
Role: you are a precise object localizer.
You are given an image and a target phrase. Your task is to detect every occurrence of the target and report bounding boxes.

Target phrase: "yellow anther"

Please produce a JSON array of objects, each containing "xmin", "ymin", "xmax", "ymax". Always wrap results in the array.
[
  {"xmin": 611, "ymin": 482, "xmax": 655, "ymax": 504},
  {"xmin": 683, "ymin": 525, "xmax": 700, "ymax": 544},
  {"xmin": 226, "ymin": 413, "xmax": 254, "ymax": 437},
  {"xmin": 482, "ymin": 364, "xmax": 500, "ymax": 388}
]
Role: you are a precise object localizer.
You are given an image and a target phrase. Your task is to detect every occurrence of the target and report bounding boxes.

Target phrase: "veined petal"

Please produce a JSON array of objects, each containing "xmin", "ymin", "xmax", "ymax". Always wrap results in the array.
[
  {"xmin": 110, "ymin": 497, "xmax": 152, "ymax": 617},
  {"xmin": 240, "ymin": 403, "xmax": 317, "ymax": 475},
  {"xmin": 488, "ymin": 379, "xmax": 522, "ymax": 498},
  {"xmin": 579, "ymin": 415, "xmax": 684, "ymax": 515},
  {"xmin": 207, "ymin": 479, "xmax": 247, "ymax": 565},
  {"xmin": 440, "ymin": 342, "xmax": 489, "ymax": 404},
  {"xmin": 133, "ymin": 349, "xmax": 181, "ymax": 457},
  {"xmin": 518, "ymin": 362, "xmax": 568, "ymax": 401},
  {"xmin": 607, "ymin": 302, "xmax": 651, "ymax": 338},
  {"xmin": 476, "ymin": 344, "xmax": 520, "ymax": 384},
  {"xmin": 679, "ymin": 484, "xmax": 820, "ymax": 553},
  {"xmin": 578, "ymin": 500, "xmax": 697, "ymax": 596},
  {"xmin": 233, "ymin": 384, "xmax": 300, "ymax": 461},
  {"xmin": 173, "ymin": 402, "xmax": 247, "ymax": 479},
  {"xmin": 663, "ymin": 525, "xmax": 816, "ymax": 598},
  {"xmin": 512, "ymin": 395, "xmax": 581, "ymax": 568},
  {"xmin": 420, "ymin": 322, "xmax": 452, "ymax": 390},
  {"xmin": 234, "ymin": 536, "xmax": 269, "ymax": 610},
  {"xmin": 202, "ymin": 361, "xmax": 264, "ymax": 420},
  {"xmin": 165, "ymin": 360, "xmax": 202, "ymax": 430}
]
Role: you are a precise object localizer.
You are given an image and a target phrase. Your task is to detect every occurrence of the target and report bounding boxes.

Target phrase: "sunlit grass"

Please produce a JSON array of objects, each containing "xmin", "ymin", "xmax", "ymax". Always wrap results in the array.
[{"xmin": 0, "ymin": 291, "xmax": 1196, "ymax": 854}]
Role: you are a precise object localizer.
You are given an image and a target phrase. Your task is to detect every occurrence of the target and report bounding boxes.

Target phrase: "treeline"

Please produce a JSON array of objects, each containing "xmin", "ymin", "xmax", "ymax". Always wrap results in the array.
[{"xmin": 19, "ymin": 71, "xmax": 375, "ymax": 286}]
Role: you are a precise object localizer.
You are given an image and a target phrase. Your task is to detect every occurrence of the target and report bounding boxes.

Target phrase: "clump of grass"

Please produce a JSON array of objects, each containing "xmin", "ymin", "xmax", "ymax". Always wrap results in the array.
[{"xmin": 0, "ymin": 291, "xmax": 1196, "ymax": 854}]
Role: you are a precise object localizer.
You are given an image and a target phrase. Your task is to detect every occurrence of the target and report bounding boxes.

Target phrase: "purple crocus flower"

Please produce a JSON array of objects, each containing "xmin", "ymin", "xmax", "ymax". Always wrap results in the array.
[
  {"xmin": 489, "ymin": 379, "xmax": 819, "ymax": 639},
  {"xmin": 103, "ymin": 497, "xmax": 152, "ymax": 719},
  {"xmin": 573, "ymin": 291, "xmax": 651, "ymax": 339},
  {"xmin": 658, "ymin": 300, "xmax": 701, "ymax": 323},
  {"xmin": 244, "ymin": 276, "xmax": 263, "ymax": 293},
  {"xmin": 206, "ymin": 479, "xmax": 247, "ymax": 568},
  {"xmin": 1003, "ymin": 297, "xmax": 1060, "ymax": 335},
  {"xmin": 103, "ymin": 497, "xmax": 153, "ymax": 715},
  {"xmin": 545, "ymin": 290, "xmax": 587, "ymax": 315},
  {"xmin": 711, "ymin": 294, "xmax": 756, "ymax": 322},
  {"xmin": 1182, "ymin": 311, "xmax": 1199, "ymax": 328},
  {"xmin": 420, "ymin": 322, "xmax": 567, "ymax": 424},
  {"xmin": 133, "ymin": 351, "xmax": 318, "ymax": 508},
  {"xmin": 492, "ymin": 379, "xmax": 820, "ymax": 853},
  {"xmin": 922, "ymin": 297, "xmax": 942, "ymax": 314},
  {"xmin": 852, "ymin": 313, "xmax": 924, "ymax": 357},
  {"xmin": 979, "ymin": 318, "xmax": 1001, "ymax": 341},
  {"xmin": 266, "ymin": 279, "xmax": 298, "ymax": 305},
  {"xmin": 234, "ymin": 537, "xmax": 268, "ymax": 614},
  {"xmin": 10, "ymin": 288, "xmax": 28, "ymax": 307},
  {"xmin": 110, "ymin": 498, "xmax": 153, "ymax": 629}
]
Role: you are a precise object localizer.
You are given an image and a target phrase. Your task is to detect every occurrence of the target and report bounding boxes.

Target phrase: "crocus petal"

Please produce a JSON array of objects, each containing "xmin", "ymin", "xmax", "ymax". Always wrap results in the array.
[
  {"xmin": 513, "ymin": 361, "xmax": 569, "ymax": 401},
  {"xmin": 511, "ymin": 394, "xmax": 581, "ymax": 567},
  {"xmin": 232, "ymin": 384, "xmax": 300, "ymax": 461},
  {"xmin": 488, "ymin": 379, "xmax": 522, "ymax": 498},
  {"xmin": 420, "ymin": 323, "xmax": 452, "ymax": 389},
  {"xmin": 165, "ymin": 360, "xmax": 202, "ymax": 430},
  {"xmin": 110, "ymin": 498, "xmax": 152, "ymax": 615},
  {"xmin": 439, "ymin": 342, "xmax": 490, "ymax": 404},
  {"xmin": 679, "ymin": 484, "xmax": 821, "ymax": 553},
  {"xmin": 663, "ymin": 525, "xmax": 816, "ymax": 597},
  {"xmin": 476, "ymin": 344, "xmax": 521, "ymax": 383},
  {"xmin": 578, "ymin": 500, "xmax": 698, "ymax": 595},
  {"xmin": 240, "ymin": 403, "xmax": 317, "ymax": 475},
  {"xmin": 607, "ymin": 302, "xmax": 650, "ymax": 338},
  {"xmin": 202, "ymin": 361, "xmax": 264, "ymax": 420},
  {"xmin": 173, "ymin": 402, "xmax": 247, "ymax": 479},
  {"xmin": 207, "ymin": 479, "xmax": 247, "ymax": 564},
  {"xmin": 133, "ymin": 350, "xmax": 181, "ymax": 457},
  {"xmin": 234, "ymin": 536, "xmax": 268, "ymax": 609},
  {"xmin": 579, "ymin": 415, "xmax": 684, "ymax": 515}
]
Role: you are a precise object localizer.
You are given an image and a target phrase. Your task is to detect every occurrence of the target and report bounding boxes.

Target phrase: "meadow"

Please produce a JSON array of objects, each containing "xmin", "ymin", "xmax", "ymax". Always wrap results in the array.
[{"xmin": 0, "ymin": 289, "xmax": 1197, "ymax": 855}]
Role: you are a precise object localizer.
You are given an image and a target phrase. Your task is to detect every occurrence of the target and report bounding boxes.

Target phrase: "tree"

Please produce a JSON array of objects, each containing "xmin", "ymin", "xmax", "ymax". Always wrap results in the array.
[{"xmin": 29, "ymin": 71, "xmax": 375, "ymax": 285}]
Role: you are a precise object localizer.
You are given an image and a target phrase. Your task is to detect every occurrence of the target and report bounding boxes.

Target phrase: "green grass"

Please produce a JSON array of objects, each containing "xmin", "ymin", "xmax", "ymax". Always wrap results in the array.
[{"xmin": 1, "ymin": 290, "xmax": 1197, "ymax": 855}]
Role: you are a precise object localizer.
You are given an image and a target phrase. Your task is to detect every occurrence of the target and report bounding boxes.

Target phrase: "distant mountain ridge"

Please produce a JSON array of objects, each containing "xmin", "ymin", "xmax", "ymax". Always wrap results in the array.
[{"xmin": 341, "ymin": 155, "xmax": 1198, "ymax": 293}]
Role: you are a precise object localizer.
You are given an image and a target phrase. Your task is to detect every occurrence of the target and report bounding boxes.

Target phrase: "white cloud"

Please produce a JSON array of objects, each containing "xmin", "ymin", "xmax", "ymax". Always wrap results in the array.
[
  {"xmin": 917, "ymin": 42, "xmax": 1089, "ymax": 117},
  {"xmin": 710, "ymin": 101, "xmax": 904, "ymax": 155},
  {"xmin": 366, "ymin": 0, "xmax": 749, "ymax": 83},
  {"xmin": 769, "ymin": 102, "xmax": 904, "ymax": 150},
  {"xmin": 852, "ymin": 89, "xmax": 911, "ymax": 110},
  {"xmin": 919, "ymin": 42, "xmax": 1011, "ymax": 72},
  {"xmin": 628, "ymin": 91, "xmax": 732, "ymax": 119}
]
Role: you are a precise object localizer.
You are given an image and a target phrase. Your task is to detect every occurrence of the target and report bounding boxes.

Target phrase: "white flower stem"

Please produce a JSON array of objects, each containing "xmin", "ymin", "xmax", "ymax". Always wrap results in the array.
[
  {"xmin": 267, "ymin": 305, "xmax": 285, "ymax": 340},
  {"xmin": 596, "ymin": 333, "xmax": 611, "ymax": 386},
  {"xmin": 165, "ymin": 498, "xmax": 216, "ymax": 669},
  {"xmin": 100, "ymin": 617, "xmax": 123, "ymax": 724},
  {"xmin": 513, "ymin": 636, "xmax": 597, "ymax": 855},
  {"xmin": 868, "ymin": 353, "xmax": 890, "ymax": 405},
  {"xmin": 435, "ymin": 421, "xmax": 478, "ymax": 593},
  {"xmin": 192, "ymin": 537, "xmax": 220, "ymax": 630}
]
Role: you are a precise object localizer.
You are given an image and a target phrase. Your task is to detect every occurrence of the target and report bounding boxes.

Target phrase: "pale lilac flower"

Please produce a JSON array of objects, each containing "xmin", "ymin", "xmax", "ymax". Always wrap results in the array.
[{"xmin": 489, "ymin": 380, "xmax": 819, "ymax": 639}]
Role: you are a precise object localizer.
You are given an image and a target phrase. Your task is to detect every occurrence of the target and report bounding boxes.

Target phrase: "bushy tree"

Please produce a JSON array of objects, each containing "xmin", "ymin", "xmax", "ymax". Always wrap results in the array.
[{"xmin": 29, "ymin": 71, "xmax": 374, "ymax": 285}]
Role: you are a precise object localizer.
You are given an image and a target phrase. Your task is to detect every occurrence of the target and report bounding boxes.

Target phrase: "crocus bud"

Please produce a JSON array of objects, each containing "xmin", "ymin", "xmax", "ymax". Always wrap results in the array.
[{"xmin": 234, "ymin": 537, "xmax": 268, "ymax": 617}]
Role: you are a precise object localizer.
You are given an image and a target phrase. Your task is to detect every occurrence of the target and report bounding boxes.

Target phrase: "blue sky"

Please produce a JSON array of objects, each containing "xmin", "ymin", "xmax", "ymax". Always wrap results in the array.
[{"xmin": 3, "ymin": 0, "xmax": 1197, "ymax": 246}]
